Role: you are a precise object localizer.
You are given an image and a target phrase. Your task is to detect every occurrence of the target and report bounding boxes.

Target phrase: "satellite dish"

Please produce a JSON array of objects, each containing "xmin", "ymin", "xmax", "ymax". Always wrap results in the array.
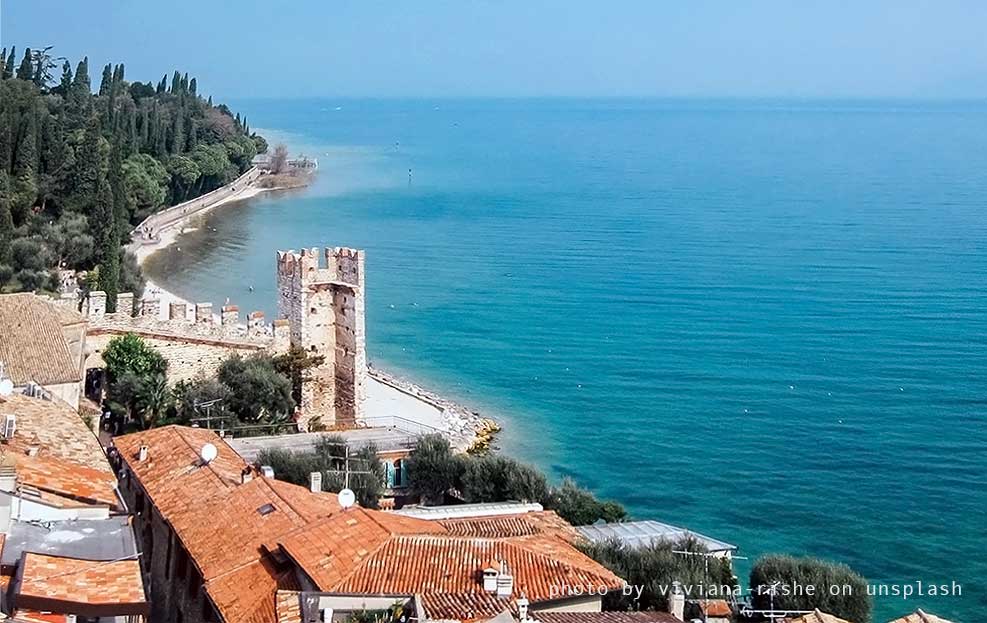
[
  {"xmin": 338, "ymin": 488, "xmax": 356, "ymax": 509},
  {"xmin": 200, "ymin": 443, "xmax": 218, "ymax": 464},
  {"xmin": 0, "ymin": 379, "xmax": 13, "ymax": 397}
]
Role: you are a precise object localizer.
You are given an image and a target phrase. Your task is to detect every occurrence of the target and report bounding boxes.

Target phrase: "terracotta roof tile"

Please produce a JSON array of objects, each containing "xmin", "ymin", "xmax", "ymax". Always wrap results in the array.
[
  {"xmin": 10, "ymin": 610, "xmax": 66, "ymax": 623},
  {"xmin": 204, "ymin": 557, "xmax": 299, "ymax": 623},
  {"xmin": 0, "ymin": 392, "xmax": 110, "ymax": 472},
  {"xmin": 114, "ymin": 425, "xmax": 247, "ymax": 516},
  {"xmin": 16, "ymin": 552, "xmax": 146, "ymax": 610},
  {"xmin": 535, "ymin": 613, "xmax": 681, "ymax": 623},
  {"xmin": 279, "ymin": 509, "xmax": 622, "ymax": 621},
  {"xmin": 697, "ymin": 599, "xmax": 732, "ymax": 617},
  {"xmin": 439, "ymin": 511, "xmax": 578, "ymax": 541},
  {"xmin": 275, "ymin": 590, "xmax": 303, "ymax": 623},
  {"xmin": 886, "ymin": 611, "xmax": 954, "ymax": 623},
  {"xmin": 15, "ymin": 452, "xmax": 119, "ymax": 508},
  {"xmin": 0, "ymin": 293, "xmax": 81, "ymax": 385},
  {"xmin": 169, "ymin": 477, "xmax": 339, "ymax": 580},
  {"xmin": 783, "ymin": 610, "xmax": 855, "ymax": 623}
]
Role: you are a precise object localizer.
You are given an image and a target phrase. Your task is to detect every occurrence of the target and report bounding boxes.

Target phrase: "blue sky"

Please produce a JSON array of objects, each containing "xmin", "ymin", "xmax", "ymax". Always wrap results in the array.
[{"xmin": 2, "ymin": 0, "xmax": 987, "ymax": 99}]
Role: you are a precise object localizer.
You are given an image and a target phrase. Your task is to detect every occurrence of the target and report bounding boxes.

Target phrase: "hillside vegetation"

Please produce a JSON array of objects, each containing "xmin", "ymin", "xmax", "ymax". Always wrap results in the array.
[{"xmin": 0, "ymin": 46, "xmax": 267, "ymax": 310}]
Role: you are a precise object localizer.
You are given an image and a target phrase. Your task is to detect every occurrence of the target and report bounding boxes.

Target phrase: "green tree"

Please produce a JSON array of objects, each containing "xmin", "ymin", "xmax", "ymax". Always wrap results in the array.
[
  {"xmin": 405, "ymin": 433, "xmax": 463, "ymax": 505},
  {"xmin": 750, "ymin": 555, "xmax": 871, "ymax": 623},
  {"xmin": 216, "ymin": 353, "xmax": 294, "ymax": 424},
  {"xmin": 542, "ymin": 478, "xmax": 626, "ymax": 526},
  {"xmin": 579, "ymin": 537, "xmax": 735, "ymax": 612},
  {"xmin": 459, "ymin": 454, "xmax": 548, "ymax": 504},
  {"xmin": 103, "ymin": 333, "xmax": 168, "ymax": 381},
  {"xmin": 16, "ymin": 48, "xmax": 33, "ymax": 81}
]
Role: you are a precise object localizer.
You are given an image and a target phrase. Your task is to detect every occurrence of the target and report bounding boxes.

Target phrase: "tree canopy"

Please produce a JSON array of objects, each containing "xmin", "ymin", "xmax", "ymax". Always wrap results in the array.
[{"xmin": 0, "ymin": 46, "xmax": 266, "ymax": 306}]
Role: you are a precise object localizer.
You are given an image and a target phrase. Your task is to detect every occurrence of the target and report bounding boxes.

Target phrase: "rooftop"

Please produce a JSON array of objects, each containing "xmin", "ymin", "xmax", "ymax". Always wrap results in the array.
[
  {"xmin": 0, "ymin": 293, "xmax": 82, "ymax": 386},
  {"xmin": 534, "ymin": 613, "xmax": 681, "ymax": 623},
  {"xmin": 15, "ymin": 552, "xmax": 147, "ymax": 617},
  {"xmin": 1, "ymin": 517, "xmax": 138, "ymax": 568},
  {"xmin": 116, "ymin": 424, "xmax": 627, "ymax": 623},
  {"xmin": 782, "ymin": 611, "xmax": 854, "ymax": 623},
  {"xmin": 887, "ymin": 611, "xmax": 955, "ymax": 623},
  {"xmin": 397, "ymin": 501, "xmax": 546, "ymax": 520},
  {"xmin": 0, "ymin": 392, "xmax": 117, "ymax": 510},
  {"xmin": 576, "ymin": 519, "xmax": 736, "ymax": 553}
]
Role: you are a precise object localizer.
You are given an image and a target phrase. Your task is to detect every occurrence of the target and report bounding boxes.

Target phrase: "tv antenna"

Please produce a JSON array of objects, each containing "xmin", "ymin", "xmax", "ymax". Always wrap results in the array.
[{"xmin": 672, "ymin": 549, "xmax": 748, "ymax": 623}]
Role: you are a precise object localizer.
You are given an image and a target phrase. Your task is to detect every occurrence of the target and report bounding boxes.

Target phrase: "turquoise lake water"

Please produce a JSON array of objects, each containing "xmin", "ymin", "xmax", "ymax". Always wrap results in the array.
[{"xmin": 144, "ymin": 99, "xmax": 987, "ymax": 621}]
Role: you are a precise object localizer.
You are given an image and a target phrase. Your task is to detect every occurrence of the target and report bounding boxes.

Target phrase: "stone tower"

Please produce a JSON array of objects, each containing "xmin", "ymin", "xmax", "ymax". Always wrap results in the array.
[{"xmin": 276, "ymin": 247, "xmax": 367, "ymax": 430}]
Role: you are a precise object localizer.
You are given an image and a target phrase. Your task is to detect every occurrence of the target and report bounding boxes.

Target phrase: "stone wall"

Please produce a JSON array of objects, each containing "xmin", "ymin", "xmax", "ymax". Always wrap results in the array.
[
  {"xmin": 116, "ymin": 462, "xmax": 219, "ymax": 623},
  {"xmin": 82, "ymin": 243, "xmax": 368, "ymax": 429},
  {"xmin": 83, "ymin": 292, "xmax": 279, "ymax": 384}
]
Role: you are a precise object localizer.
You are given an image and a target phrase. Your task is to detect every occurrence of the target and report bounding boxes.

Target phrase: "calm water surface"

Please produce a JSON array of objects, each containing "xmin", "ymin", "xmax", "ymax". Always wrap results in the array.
[{"xmin": 145, "ymin": 99, "xmax": 987, "ymax": 621}]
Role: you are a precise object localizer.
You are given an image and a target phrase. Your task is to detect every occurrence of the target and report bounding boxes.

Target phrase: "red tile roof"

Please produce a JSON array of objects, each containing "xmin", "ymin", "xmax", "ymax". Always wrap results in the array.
[
  {"xmin": 535, "ymin": 613, "xmax": 681, "ymax": 623},
  {"xmin": 698, "ymin": 599, "xmax": 732, "ymax": 617},
  {"xmin": 15, "ymin": 553, "xmax": 147, "ymax": 615},
  {"xmin": 114, "ymin": 425, "xmax": 247, "ymax": 516},
  {"xmin": 887, "ymin": 611, "xmax": 954, "ymax": 623},
  {"xmin": 439, "ymin": 511, "xmax": 579, "ymax": 540},
  {"xmin": 1, "ymin": 392, "xmax": 110, "ymax": 472},
  {"xmin": 0, "ymin": 293, "xmax": 82, "ymax": 385},
  {"xmin": 14, "ymin": 453, "xmax": 119, "ymax": 509},
  {"xmin": 278, "ymin": 508, "xmax": 622, "ymax": 621},
  {"xmin": 118, "ymin": 425, "xmax": 623, "ymax": 623},
  {"xmin": 0, "ymin": 392, "xmax": 116, "ymax": 508}
]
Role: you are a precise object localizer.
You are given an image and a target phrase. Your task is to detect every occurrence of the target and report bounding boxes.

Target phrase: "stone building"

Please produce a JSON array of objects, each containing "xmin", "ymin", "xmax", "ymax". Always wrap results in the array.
[
  {"xmin": 0, "ymin": 293, "xmax": 88, "ymax": 409},
  {"xmin": 276, "ymin": 247, "xmax": 367, "ymax": 428},
  {"xmin": 81, "ymin": 244, "xmax": 368, "ymax": 430},
  {"xmin": 111, "ymin": 425, "xmax": 625, "ymax": 623}
]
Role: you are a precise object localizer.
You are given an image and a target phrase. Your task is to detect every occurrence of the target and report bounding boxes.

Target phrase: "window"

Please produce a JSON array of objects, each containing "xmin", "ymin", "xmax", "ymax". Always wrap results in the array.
[{"xmin": 135, "ymin": 491, "xmax": 145, "ymax": 514}]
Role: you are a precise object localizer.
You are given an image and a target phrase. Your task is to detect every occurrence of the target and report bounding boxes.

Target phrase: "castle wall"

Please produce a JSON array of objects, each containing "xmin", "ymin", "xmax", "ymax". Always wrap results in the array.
[{"xmin": 86, "ymin": 329, "xmax": 267, "ymax": 385}]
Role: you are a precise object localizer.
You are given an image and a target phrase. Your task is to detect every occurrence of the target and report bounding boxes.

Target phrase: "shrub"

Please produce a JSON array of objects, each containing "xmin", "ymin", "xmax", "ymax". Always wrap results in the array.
[
  {"xmin": 749, "ymin": 555, "xmax": 871, "ymax": 623},
  {"xmin": 459, "ymin": 455, "xmax": 548, "ymax": 504},
  {"xmin": 405, "ymin": 433, "xmax": 463, "ymax": 505},
  {"xmin": 579, "ymin": 536, "xmax": 735, "ymax": 611},
  {"xmin": 217, "ymin": 353, "xmax": 293, "ymax": 423},
  {"xmin": 542, "ymin": 478, "xmax": 627, "ymax": 526}
]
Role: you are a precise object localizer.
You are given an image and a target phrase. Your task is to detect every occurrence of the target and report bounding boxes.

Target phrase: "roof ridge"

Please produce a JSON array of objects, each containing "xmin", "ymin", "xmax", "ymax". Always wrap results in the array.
[
  {"xmin": 326, "ymin": 527, "xmax": 398, "ymax": 591},
  {"xmin": 260, "ymin": 476, "xmax": 327, "ymax": 522},
  {"xmin": 174, "ymin": 426, "xmax": 243, "ymax": 487}
]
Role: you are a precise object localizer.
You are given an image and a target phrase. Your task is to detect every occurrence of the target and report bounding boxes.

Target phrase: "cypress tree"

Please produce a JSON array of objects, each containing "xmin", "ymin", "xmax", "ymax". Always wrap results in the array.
[
  {"xmin": 99, "ymin": 64, "xmax": 112, "ymax": 95},
  {"xmin": 73, "ymin": 57, "xmax": 90, "ymax": 91},
  {"xmin": 13, "ymin": 103, "xmax": 37, "ymax": 177},
  {"xmin": 94, "ymin": 175, "xmax": 120, "ymax": 310},
  {"xmin": 169, "ymin": 111, "xmax": 184, "ymax": 154},
  {"xmin": 3, "ymin": 48, "xmax": 16, "ymax": 80},
  {"xmin": 157, "ymin": 74, "xmax": 167, "ymax": 94},
  {"xmin": 0, "ymin": 171, "xmax": 13, "ymax": 262},
  {"xmin": 58, "ymin": 60, "xmax": 73, "ymax": 94},
  {"xmin": 171, "ymin": 70, "xmax": 181, "ymax": 94},
  {"xmin": 16, "ymin": 48, "xmax": 33, "ymax": 81},
  {"xmin": 189, "ymin": 77, "xmax": 197, "ymax": 96},
  {"xmin": 0, "ymin": 48, "xmax": 5, "ymax": 80}
]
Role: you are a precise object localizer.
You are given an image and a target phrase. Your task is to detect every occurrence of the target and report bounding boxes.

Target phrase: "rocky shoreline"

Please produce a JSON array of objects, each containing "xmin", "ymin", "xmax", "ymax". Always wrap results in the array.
[{"xmin": 367, "ymin": 366, "xmax": 500, "ymax": 452}]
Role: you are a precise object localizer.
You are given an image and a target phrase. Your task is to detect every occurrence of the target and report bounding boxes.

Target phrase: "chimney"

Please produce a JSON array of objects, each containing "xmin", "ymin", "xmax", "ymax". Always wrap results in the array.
[
  {"xmin": 2, "ymin": 414, "xmax": 16, "ymax": 439},
  {"xmin": 669, "ymin": 581, "xmax": 685, "ymax": 621},
  {"xmin": 241, "ymin": 466, "xmax": 254, "ymax": 484},
  {"xmin": 310, "ymin": 471, "xmax": 323, "ymax": 493},
  {"xmin": 65, "ymin": 615, "xmax": 77, "ymax": 623},
  {"xmin": 138, "ymin": 445, "xmax": 149, "ymax": 462},
  {"xmin": 496, "ymin": 561, "xmax": 513, "ymax": 598},
  {"xmin": 482, "ymin": 565, "xmax": 499, "ymax": 593},
  {"xmin": 260, "ymin": 465, "xmax": 275, "ymax": 478},
  {"xmin": 517, "ymin": 595, "xmax": 530, "ymax": 622}
]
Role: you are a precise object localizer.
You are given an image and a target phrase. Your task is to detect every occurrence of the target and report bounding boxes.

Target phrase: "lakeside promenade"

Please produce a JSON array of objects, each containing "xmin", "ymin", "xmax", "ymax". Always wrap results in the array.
[{"xmin": 129, "ymin": 166, "xmax": 265, "ymax": 262}]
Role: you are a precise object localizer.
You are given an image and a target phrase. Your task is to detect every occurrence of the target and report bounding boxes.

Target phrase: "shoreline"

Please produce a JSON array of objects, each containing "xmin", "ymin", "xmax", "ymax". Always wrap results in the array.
[{"xmin": 135, "ymin": 170, "xmax": 496, "ymax": 451}]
